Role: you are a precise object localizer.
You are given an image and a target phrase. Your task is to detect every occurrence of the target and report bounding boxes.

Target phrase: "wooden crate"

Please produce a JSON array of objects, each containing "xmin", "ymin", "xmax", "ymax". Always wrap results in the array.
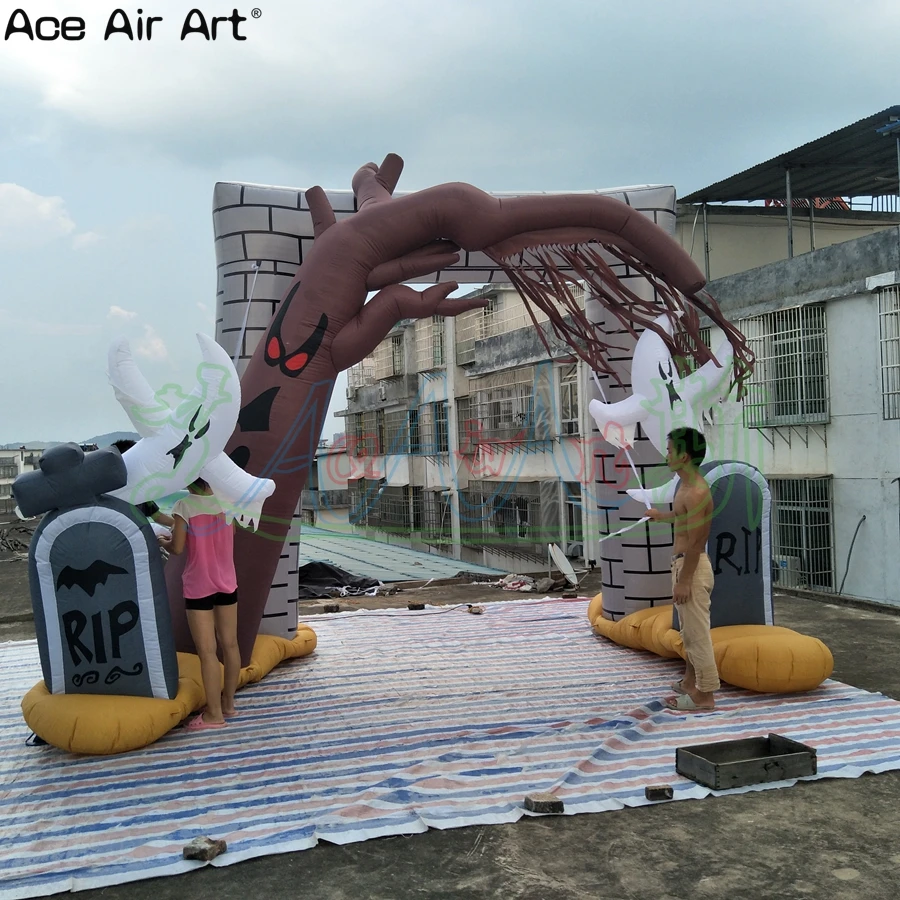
[{"xmin": 676, "ymin": 733, "xmax": 817, "ymax": 791}]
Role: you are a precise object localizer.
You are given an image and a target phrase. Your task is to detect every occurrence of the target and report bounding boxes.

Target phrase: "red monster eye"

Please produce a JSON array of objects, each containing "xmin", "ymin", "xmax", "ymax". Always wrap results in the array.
[
  {"xmin": 266, "ymin": 337, "xmax": 282, "ymax": 361},
  {"xmin": 284, "ymin": 353, "xmax": 308, "ymax": 372}
]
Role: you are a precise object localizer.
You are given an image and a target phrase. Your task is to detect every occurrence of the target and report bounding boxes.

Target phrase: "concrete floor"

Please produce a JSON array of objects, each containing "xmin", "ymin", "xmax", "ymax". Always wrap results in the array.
[{"xmin": 2, "ymin": 572, "xmax": 900, "ymax": 899}]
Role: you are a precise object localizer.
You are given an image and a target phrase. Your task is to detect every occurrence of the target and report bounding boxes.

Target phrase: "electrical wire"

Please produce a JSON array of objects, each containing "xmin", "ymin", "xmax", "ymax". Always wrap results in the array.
[{"xmin": 838, "ymin": 514, "xmax": 866, "ymax": 596}]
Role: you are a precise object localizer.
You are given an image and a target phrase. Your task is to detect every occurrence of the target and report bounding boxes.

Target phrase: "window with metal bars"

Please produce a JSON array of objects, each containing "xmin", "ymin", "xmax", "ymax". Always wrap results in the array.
[
  {"xmin": 370, "ymin": 485, "xmax": 411, "ymax": 534},
  {"xmin": 460, "ymin": 481, "xmax": 543, "ymax": 554},
  {"xmin": 383, "ymin": 410, "xmax": 410, "ymax": 454},
  {"xmin": 350, "ymin": 411, "xmax": 379, "ymax": 457},
  {"xmin": 417, "ymin": 401, "xmax": 449, "ymax": 454},
  {"xmin": 741, "ymin": 305, "xmax": 829, "ymax": 427},
  {"xmin": 391, "ymin": 334, "xmax": 404, "ymax": 376},
  {"xmin": 558, "ymin": 364, "xmax": 579, "ymax": 435},
  {"xmin": 431, "ymin": 316, "xmax": 445, "ymax": 367},
  {"xmin": 373, "ymin": 333, "xmax": 406, "ymax": 379},
  {"xmin": 408, "ymin": 408, "xmax": 420, "ymax": 453},
  {"xmin": 462, "ymin": 369, "xmax": 537, "ymax": 444},
  {"xmin": 456, "ymin": 397, "xmax": 477, "ymax": 455},
  {"xmin": 348, "ymin": 478, "xmax": 372, "ymax": 525},
  {"xmin": 455, "ymin": 295, "xmax": 500, "ymax": 365},
  {"xmin": 769, "ymin": 476, "xmax": 834, "ymax": 592},
  {"xmin": 422, "ymin": 491, "xmax": 452, "ymax": 546},
  {"xmin": 376, "ymin": 410, "xmax": 385, "ymax": 454},
  {"xmin": 415, "ymin": 317, "xmax": 446, "ymax": 371},
  {"xmin": 411, "ymin": 486, "xmax": 423, "ymax": 531},
  {"xmin": 435, "ymin": 402, "xmax": 449, "ymax": 453},
  {"xmin": 878, "ymin": 286, "xmax": 900, "ymax": 419},
  {"xmin": 564, "ymin": 482, "xmax": 584, "ymax": 552}
]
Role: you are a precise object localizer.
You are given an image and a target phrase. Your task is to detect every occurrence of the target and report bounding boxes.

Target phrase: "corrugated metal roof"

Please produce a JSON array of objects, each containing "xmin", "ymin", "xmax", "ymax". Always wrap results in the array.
[
  {"xmin": 680, "ymin": 106, "xmax": 900, "ymax": 203},
  {"xmin": 297, "ymin": 526, "xmax": 506, "ymax": 582}
]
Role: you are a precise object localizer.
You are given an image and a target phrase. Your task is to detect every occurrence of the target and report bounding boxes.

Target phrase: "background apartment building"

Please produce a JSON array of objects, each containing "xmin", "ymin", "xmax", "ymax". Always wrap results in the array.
[
  {"xmin": 0, "ymin": 449, "xmax": 38, "ymax": 519},
  {"xmin": 319, "ymin": 282, "xmax": 595, "ymax": 573}
]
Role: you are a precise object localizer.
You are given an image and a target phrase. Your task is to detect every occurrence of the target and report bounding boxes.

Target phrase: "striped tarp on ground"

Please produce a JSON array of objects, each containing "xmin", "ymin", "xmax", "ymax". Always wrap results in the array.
[{"xmin": 2, "ymin": 598, "xmax": 900, "ymax": 898}]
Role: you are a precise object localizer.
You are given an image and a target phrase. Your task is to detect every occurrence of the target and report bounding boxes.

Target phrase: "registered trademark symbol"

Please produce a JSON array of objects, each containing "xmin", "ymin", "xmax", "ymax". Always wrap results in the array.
[{"xmin": 252, "ymin": 8, "xmax": 261, "ymax": 17}]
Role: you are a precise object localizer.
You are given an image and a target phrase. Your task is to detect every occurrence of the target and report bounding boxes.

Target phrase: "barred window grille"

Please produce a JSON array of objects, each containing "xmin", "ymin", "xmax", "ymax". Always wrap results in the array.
[
  {"xmin": 348, "ymin": 478, "xmax": 369, "ymax": 525},
  {"xmin": 564, "ymin": 482, "xmax": 584, "ymax": 548},
  {"xmin": 435, "ymin": 402, "xmax": 449, "ymax": 453},
  {"xmin": 457, "ymin": 396, "xmax": 477, "ymax": 455},
  {"xmin": 411, "ymin": 486, "xmax": 423, "ymax": 531},
  {"xmin": 351, "ymin": 411, "xmax": 379, "ymax": 457},
  {"xmin": 416, "ymin": 316, "xmax": 446, "ymax": 370},
  {"xmin": 460, "ymin": 481, "xmax": 544, "ymax": 554},
  {"xmin": 383, "ymin": 410, "xmax": 410, "ymax": 454},
  {"xmin": 741, "ymin": 305, "xmax": 829, "ymax": 427},
  {"xmin": 423, "ymin": 491, "xmax": 452, "ymax": 546},
  {"xmin": 0, "ymin": 465, "xmax": 17, "ymax": 479},
  {"xmin": 558, "ymin": 364, "xmax": 579, "ymax": 435},
  {"xmin": 464, "ymin": 367, "xmax": 538, "ymax": 444},
  {"xmin": 417, "ymin": 402, "xmax": 449, "ymax": 454},
  {"xmin": 408, "ymin": 408, "xmax": 420, "ymax": 453},
  {"xmin": 374, "ymin": 333, "xmax": 406, "ymax": 379},
  {"xmin": 769, "ymin": 476, "xmax": 835, "ymax": 592},
  {"xmin": 347, "ymin": 358, "xmax": 376, "ymax": 389},
  {"xmin": 418, "ymin": 403, "xmax": 433, "ymax": 454},
  {"xmin": 371, "ymin": 485, "xmax": 411, "ymax": 534},
  {"xmin": 391, "ymin": 335, "xmax": 404, "ymax": 375},
  {"xmin": 878, "ymin": 286, "xmax": 900, "ymax": 419},
  {"xmin": 349, "ymin": 414, "xmax": 364, "ymax": 457},
  {"xmin": 376, "ymin": 410, "xmax": 385, "ymax": 455}
]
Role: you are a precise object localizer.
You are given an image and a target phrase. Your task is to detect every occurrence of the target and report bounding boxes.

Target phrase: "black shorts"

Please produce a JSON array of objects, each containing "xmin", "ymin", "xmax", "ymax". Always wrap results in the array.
[{"xmin": 185, "ymin": 590, "xmax": 238, "ymax": 611}]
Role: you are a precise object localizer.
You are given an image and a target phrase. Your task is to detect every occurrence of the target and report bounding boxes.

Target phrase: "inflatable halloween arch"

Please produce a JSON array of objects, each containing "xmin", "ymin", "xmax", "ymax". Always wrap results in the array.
[{"xmin": 200, "ymin": 155, "xmax": 754, "ymax": 668}]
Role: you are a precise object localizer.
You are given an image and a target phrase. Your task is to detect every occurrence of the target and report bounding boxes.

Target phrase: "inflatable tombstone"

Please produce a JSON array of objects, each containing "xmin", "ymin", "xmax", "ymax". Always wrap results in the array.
[
  {"xmin": 13, "ymin": 444, "xmax": 178, "ymax": 699},
  {"xmin": 627, "ymin": 460, "xmax": 773, "ymax": 628}
]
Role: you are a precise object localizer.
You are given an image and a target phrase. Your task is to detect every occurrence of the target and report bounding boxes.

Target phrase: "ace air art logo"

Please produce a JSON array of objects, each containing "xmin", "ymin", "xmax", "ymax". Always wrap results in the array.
[{"xmin": 3, "ymin": 7, "xmax": 262, "ymax": 42}]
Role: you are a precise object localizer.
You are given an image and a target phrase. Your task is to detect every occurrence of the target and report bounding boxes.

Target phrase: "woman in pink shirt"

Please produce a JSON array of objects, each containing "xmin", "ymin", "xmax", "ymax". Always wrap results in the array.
[{"xmin": 163, "ymin": 477, "xmax": 239, "ymax": 730}]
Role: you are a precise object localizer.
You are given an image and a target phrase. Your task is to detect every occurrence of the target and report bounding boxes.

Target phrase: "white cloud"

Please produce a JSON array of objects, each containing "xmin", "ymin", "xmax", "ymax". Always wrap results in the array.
[
  {"xmin": 0, "ymin": 183, "xmax": 75, "ymax": 250},
  {"xmin": 108, "ymin": 305, "xmax": 137, "ymax": 321},
  {"xmin": 0, "ymin": 1, "xmax": 513, "ymax": 166},
  {"xmin": 72, "ymin": 230, "xmax": 102, "ymax": 250},
  {"xmin": 134, "ymin": 324, "xmax": 168, "ymax": 360}
]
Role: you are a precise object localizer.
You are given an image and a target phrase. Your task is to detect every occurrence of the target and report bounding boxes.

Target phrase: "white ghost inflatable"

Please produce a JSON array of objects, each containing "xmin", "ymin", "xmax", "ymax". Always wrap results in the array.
[
  {"xmin": 589, "ymin": 313, "xmax": 734, "ymax": 454},
  {"xmin": 107, "ymin": 333, "xmax": 275, "ymax": 529}
]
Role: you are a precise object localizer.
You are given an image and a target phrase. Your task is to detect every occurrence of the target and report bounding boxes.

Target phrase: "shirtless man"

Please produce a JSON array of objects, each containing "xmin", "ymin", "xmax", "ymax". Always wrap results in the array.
[{"xmin": 646, "ymin": 427, "xmax": 718, "ymax": 711}]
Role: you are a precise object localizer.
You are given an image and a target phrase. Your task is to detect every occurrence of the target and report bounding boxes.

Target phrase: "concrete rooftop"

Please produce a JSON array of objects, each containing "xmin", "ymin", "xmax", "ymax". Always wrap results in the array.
[{"xmin": 1, "ymin": 543, "xmax": 899, "ymax": 899}]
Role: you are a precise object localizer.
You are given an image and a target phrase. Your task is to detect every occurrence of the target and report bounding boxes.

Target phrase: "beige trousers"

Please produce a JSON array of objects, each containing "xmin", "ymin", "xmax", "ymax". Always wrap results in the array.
[{"xmin": 672, "ymin": 553, "xmax": 720, "ymax": 693}]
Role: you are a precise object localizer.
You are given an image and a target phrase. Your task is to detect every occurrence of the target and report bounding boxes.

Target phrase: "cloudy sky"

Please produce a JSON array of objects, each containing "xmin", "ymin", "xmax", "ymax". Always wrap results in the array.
[{"xmin": 0, "ymin": 0, "xmax": 896, "ymax": 444}]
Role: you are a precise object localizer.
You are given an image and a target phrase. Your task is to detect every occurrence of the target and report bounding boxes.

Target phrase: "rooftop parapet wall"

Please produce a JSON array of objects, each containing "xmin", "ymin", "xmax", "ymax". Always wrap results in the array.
[{"xmin": 705, "ymin": 226, "xmax": 900, "ymax": 320}]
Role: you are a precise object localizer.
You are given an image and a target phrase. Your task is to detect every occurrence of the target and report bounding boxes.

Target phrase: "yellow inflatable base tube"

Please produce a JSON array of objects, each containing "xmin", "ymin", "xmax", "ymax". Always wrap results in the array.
[
  {"xmin": 589, "ymin": 594, "xmax": 833, "ymax": 693},
  {"xmin": 22, "ymin": 625, "xmax": 317, "ymax": 755}
]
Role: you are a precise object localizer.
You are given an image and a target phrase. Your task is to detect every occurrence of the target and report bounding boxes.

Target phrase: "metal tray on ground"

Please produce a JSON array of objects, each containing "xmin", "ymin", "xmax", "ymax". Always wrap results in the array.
[{"xmin": 676, "ymin": 733, "xmax": 817, "ymax": 791}]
